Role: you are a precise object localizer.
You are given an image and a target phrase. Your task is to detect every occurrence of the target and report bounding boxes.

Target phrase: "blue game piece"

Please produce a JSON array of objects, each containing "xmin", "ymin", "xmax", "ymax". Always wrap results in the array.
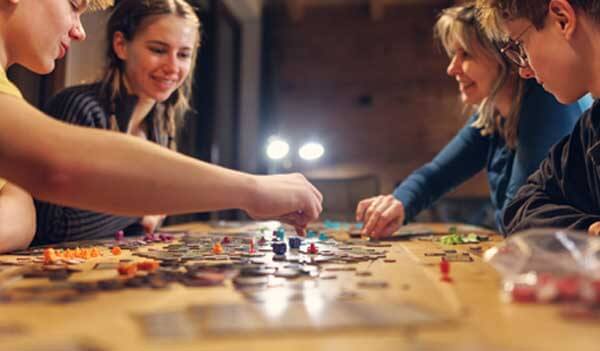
[
  {"xmin": 288, "ymin": 237, "xmax": 302, "ymax": 249},
  {"xmin": 307, "ymin": 230, "xmax": 317, "ymax": 238},
  {"xmin": 319, "ymin": 233, "xmax": 329, "ymax": 241},
  {"xmin": 275, "ymin": 228, "xmax": 285, "ymax": 241},
  {"xmin": 272, "ymin": 242, "xmax": 287, "ymax": 255}
]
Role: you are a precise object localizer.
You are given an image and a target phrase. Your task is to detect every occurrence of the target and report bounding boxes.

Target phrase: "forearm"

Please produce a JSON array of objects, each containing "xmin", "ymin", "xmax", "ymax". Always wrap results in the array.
[
  {"xmin": 0, "ymin": 96, "xmax": 256, "ymax": 216},
  {"xmin": 504, "ymin": 190, "xmax": 600, "ymax": 234}
]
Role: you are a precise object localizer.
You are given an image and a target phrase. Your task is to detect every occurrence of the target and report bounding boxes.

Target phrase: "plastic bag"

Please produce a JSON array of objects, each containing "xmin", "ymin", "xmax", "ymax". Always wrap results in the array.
[{"xmin": 484, "ymin": 229, "xmax": 600, "ymax": 303}]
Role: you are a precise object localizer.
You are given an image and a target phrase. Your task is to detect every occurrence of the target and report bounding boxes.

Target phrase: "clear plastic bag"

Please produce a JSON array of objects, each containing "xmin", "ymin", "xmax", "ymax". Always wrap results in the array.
[{"xmin": 484, "ymin": 229, "xmax": 600, "ymax": 303}]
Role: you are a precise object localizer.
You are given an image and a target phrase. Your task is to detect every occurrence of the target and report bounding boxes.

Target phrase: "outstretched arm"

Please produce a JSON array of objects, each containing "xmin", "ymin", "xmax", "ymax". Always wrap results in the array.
[{"xmin": 0, "ymin": 95, "xmax": 322, "ymax": 224}]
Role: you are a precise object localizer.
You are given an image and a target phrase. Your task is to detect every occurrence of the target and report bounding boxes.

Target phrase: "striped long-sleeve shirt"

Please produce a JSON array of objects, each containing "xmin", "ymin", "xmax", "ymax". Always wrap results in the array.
[{"xmin": 32, "ymin": 83, "xmax": 168, "ymax": 245}]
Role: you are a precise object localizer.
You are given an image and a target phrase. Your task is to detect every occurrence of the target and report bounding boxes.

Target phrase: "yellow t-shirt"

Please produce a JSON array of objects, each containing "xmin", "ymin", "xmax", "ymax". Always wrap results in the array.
[{"xmin": 0, "ymin": 66, "xmax": 24, "ymax": 191}]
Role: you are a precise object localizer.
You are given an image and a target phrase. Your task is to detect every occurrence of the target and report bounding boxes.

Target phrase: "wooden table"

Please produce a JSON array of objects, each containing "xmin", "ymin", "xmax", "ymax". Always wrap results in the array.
[{"xmin": 0, "ymin": 222, "xmax": 596, "ymax": 351}]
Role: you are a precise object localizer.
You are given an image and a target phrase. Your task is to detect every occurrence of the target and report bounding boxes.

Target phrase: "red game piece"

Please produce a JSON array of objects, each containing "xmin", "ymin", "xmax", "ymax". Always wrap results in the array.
[
  {"xmin": 249, "ymin": 239, "xmax": 256, "ymax": 254},
  {"xmin": 439, "ymin": 258, "xmax": 452, "ymax": 283},
  {"xmin": 222, "ymin": 236, "xmax": 231, "ymax": 244},
  {"xmin": 556, "ymin": 275, "xmax": 581, "ymax": 301},
  {"xmin": 512, "ymin": 283, "xmax": 537, "ymax": 303},
  {"xmin": 115, "ymin": 230, "xmax": 124, "ymax": 241},
  {"xmin": 307, "ymin": 243, "xmax": 318, "ymax": 254}
]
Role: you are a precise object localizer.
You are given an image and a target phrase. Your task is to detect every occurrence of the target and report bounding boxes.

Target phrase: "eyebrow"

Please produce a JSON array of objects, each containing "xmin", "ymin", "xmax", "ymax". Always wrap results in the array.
[{"xmin": 146, "ymin": 40, "xmax": 193, "ymax": 51}]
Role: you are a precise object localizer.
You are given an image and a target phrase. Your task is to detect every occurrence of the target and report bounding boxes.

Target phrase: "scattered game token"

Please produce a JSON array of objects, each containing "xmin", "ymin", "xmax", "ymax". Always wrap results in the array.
[
  {"xmin": 440, "ymin": 258, "xmax": 452, "ymax": 283},
  {"xmin": 221, "ymin": 236, "xmax": 231, "ymax": 245},
  {"xmin": 118, "ymin": 263, "xmax": 138, "ymax": 276},
  {"xmin": 258, "ymin": 236, "xmax": 267, "ymax": 245},
  {"xmin": 307, "ymin": 230, "xmax": 317, "ymax": 239},
  {"xmin": 115, "ymin": 230, "xmax": 125, "ymax": 241},
  {"xmin": 183, "ymin": 272, "xmax": 225, "ymax": 287},
  {"xmin": 112, "ymin": 246, "xmax": 122, "ymax": 256},
  {"xmin": 325, "ymin": 267, "xmax": 356, "ymax": 272},
  {"xmin": 272, "ymin": 243, "xmax": 287, "ymax": 256},
  {"xmin": 307, "ymin": 243, "xmax": 318, "ymax": 255},
  {"xmin": 512, "ymin": 283, "xmax": 537, "ymax": 303},
  {"xmin": 357, "ymin": 280, "xmax": 389, "ymax": 289},
  {"xmin": 137, "ymin": 261, "xmax": 159, "ymax": 272},
  {"xmin": 288, "ymin": 237, "xmax": 302, "ymax": 250},
  {"xmin": 348, "ymin": 230, "xmax": 362, "ymax": 238},
  {"xmin": 319, "ymin": 233, "xmax": 329, "ymax": 241},
  {"xmin": 233, "ymin": 276, "xmax": 269, "ymax": 287},
  {"xmin": 212, "ymin": 243, "xmax": 224, "ymax": 255}
]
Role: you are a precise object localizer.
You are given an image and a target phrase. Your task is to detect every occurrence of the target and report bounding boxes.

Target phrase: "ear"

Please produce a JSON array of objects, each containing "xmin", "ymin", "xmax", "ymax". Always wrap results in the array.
[
  {"xmin": 112, "ymin": 31, "xmax": 128, "ymax": 60},
  {"xmin": 548, "ymin": 0, "xmax": 577, "ymax": 40}
]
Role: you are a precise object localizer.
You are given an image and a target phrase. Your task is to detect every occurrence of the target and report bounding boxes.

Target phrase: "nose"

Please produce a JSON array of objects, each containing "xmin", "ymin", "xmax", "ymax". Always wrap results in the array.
[
  {"xmin": 447, "ymin": 55, "xmax": 462, "ymax": 76},
  {"xmin": 70, "ymin": 19, "xmax": 86, "ymax": 41},
  {"xmin": 518, "ymin": 65, "xmax": 535, "ymax": 79},
  {"xmin": 163, "ymin": 53, "xmax": 179, "ymax": 74}
]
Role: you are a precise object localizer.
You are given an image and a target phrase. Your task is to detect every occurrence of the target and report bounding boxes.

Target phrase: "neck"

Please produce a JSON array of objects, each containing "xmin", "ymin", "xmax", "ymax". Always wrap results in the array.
[
  {"xmin": 493, "ymin": 77, "xmax": 516, "ymax": 118},
  {"xmin": 122, "ymin": 76, "xmax": 156, "ymax": 134},
  {"xmin": 128, "ymin": 97, "xmax": 155, "ymax": 134},
  {"xmin": 581, "ymin": 18, "xmax": 600, "ymax": 98}
]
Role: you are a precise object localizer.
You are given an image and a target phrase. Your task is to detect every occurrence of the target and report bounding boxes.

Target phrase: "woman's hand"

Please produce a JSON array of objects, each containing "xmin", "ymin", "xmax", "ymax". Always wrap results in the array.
[{"xmin": 356, "ymin": 195, "xmax": 405, "ymax": 239}]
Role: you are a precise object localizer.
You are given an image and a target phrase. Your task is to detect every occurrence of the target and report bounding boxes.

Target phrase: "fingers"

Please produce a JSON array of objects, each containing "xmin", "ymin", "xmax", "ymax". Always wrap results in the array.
[
  {"xmin": 588, "ymin": 221, "xmax": 600, "ymax": 236},
  {"xmin": 362, "ymin": 196, "xmax": 385, "ymax": 235},
  {"xmin": 370, "ymin": 200, "xmax": 404, "ymax": 238},
  {"xmin": 356, "ymin": 197, "xmax": 375, "ymax": 222},
  {"xmin": 362, "ymin": 195, "xmax": 404, "ymax": 239}
]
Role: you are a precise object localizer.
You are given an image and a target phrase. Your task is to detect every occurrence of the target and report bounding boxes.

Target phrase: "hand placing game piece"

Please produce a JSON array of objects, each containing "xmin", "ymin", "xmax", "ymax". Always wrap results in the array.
[
  {"xmin": 141, "ymin": 215, "xmax": 166, "ymax": 235},
  {"xmin": 244, "ymin": 173, "xmax": 323, "ymax": 229},
  {"xmin": 356, "ymin": 195, "xmax": 404, "ymax": 239}
]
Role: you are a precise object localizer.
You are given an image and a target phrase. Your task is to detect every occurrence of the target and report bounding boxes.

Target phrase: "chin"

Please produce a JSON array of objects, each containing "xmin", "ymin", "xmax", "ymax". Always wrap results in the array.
[
  {"xmin": 26, "ymin": 60, "xmax": 56, "ymax": 75},
  {"xmin": 552, "ymin": 90, "xmax": 583, "ymax": 105}
]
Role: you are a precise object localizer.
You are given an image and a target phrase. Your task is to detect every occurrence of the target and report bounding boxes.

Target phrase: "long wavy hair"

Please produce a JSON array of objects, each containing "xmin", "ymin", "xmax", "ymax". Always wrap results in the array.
[
  {"xmin": 99, "ymin": 0, "xmax": 201, "ymax": 150},
  {"xmin": 435, "ymin": 4, "xmax": 525, "ymax": 148}
]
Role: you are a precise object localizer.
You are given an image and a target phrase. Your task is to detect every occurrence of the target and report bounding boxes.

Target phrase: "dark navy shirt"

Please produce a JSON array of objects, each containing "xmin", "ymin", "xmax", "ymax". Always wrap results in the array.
[{"xmin": 393, "ymin": 81, "xmax": 592, "ymax": 233}]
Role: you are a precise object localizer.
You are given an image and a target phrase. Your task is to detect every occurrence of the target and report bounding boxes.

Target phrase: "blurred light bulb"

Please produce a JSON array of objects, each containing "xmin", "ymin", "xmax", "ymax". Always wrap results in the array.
[
  {"xmin": 266, "ymin": 138, "xmax": 290, "ymax": 160},
  {"xmin": 299, "ymin": 142, "xmax": 324, "ymax": 161}
]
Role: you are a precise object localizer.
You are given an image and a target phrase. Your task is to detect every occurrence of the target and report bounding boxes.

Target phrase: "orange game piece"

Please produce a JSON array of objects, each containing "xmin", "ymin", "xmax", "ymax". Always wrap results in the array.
[
  {"xmin": 137, "ymin": 260, "xmax": 159, "ymax": 272},
  {"xmin": 117, "ymin": 263, "xmax": 137, "ymax": 276},
  {"xmin": 43, "ymin": 248, "xmax": 57, "ymax": 264},
  {"xmin": 112, "ymin": 246, "xmax": 122, "ymax": 255},
  {"xmin": 212, "ymin": 243, "xmax": 224, "ymax": 255},
  {"xmin": 90, "ymin": 247, "xmax": 101, "ymax": 258}
]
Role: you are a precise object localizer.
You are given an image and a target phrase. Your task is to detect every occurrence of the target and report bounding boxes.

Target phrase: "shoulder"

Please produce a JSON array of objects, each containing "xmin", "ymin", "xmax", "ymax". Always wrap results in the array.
[
  {"xmin": 518, "ymin": 82, "xmax": 588, "ymax": 138},
  {"xmin": 44, "ymin": 83, "xmax": 109, "ymax": 126}
]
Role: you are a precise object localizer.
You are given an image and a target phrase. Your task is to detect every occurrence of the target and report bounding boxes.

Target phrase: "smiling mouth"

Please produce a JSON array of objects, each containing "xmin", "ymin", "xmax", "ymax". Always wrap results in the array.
[{"xmin": 459, "ymin": 82, "xmax": 475, "ymax": 91}]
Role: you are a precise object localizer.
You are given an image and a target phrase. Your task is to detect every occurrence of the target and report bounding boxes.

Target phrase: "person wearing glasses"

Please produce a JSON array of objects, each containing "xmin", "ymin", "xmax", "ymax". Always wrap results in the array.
[
  {"xmin": 0, "ymin": 0, "xmax": 322, "ymax": 253},
  {"xmin": 355, "ymin": 3, "xmax": 591, "ymax": 237},
  {"xmin": 477, "ymin": 0, "xmax": 600, "ymax": 235}
]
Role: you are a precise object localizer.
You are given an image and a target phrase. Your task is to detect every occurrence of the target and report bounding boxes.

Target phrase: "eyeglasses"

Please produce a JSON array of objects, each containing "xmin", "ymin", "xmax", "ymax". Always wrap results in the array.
[{"xmin": 501, "ymin": 24, "xmax": 533, "ymax": 68}]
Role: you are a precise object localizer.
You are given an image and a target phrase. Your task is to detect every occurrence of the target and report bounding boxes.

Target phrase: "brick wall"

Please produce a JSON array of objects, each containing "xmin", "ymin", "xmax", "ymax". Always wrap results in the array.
[{"xmin": 263, "ymin": 1, "xmax": 489, "ymax": 199}]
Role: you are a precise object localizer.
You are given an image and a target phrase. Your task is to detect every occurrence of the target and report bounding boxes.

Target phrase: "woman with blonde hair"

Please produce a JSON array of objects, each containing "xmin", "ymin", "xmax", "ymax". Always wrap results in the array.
[
  {"xmin": 356, "ymin": 3, "xmax": 590, "ymax": 237},
  {"xmin": 34, "ymin": 0, "xmax": 205, "ymax": 244}
]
